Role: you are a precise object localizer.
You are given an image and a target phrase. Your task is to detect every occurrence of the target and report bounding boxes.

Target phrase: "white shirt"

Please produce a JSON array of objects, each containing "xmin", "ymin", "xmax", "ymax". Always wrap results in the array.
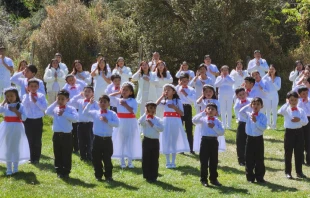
[
  {"xmin": 43, "ymin": 67, "xmax": 66, "ymax": 92},
  {"xmin": 0, "ymin": 57, "xmax": 14, "ymax": 87},
  {"xmin": 138, "ymin": 113, "xmax": 164, "ymax": 139},
  {"xmin": 131, "ymin": 71, "xmax": 157, "ymax": 104},
  {"xmin": 175, "ymin": 70, "xmax": 195, "ymax": 79},
  {"xmin": 278, "ymin": 103, "xmax": 308, "ymax": 129},
  {"xmin": 112, "ymin": 66, "xmax": 132, "ymax": 85},
  {"xmin": 83, "ymin": 105, "xmax": 119, "ymax": 137},
  {"xmin": 214, "ymin": 75, "xmax": 235, "ymax": 95},
  {"xmin": 91, "ymin": 62, "xmax": 111, "ymax": 72},
  {"xmin": 69, "ymin": 95, "xmax": 99, "ymax": 122},
  {"xmin": 197, "ymin": 98, "xmax": 220, "ymax": 113},
  {"xmin": 262, "ymin": 74, "xmax": 281, "ymax": 95},
  {"xmin": 297, "ymin": 98, "xmax": 310, "ymax": 117},
  {"xmin": 189, "ymin": 76, "xmax": 213, "ymax": 99},
  {"xmin": 22, "ymin": 92, "xmax": 48, "ymax": 119},
  {"xmin": 205, "ymin": 64, "xmax": 219, "ymax": 84},
  {"xmin": 116, "ymin": 98, "xmax": 138, "ymax": 114},
  {"xmin": 234, "ymin": 98, "xmax": 251, "ymax": 122},
  {"xmin": 45, "ymin": 62, "xmax": 68, "ymax": 75},
  {"xmin": 192, "ymin": 112, "xmax": 224, "ymax": 137},
  {"xmin": 252, "ymin": 80, "xmax": 269, "ymax": 99},
  {"xmin": 93, "ymin": 70, "xmax": 112, "ymax": 90},
  {"xmin": 247, "ymin": 58, "xmax": 269, "ymax": 77},
  {"xmin": 175, "ymin": 85, "xmax": 196, "ymax": 105},
  {"xmin": 62, "ymin": 83, "xmax": 83, "ymax": 99},
  {"xmin": 230, "ymin": 70, "xmax": 249, "ymax": 90},
  {"xmin": 153, "ymin": 71, "xmax": 173, "ymax": 88},
  {"xmin": 240, "ymin": 104, "xmax": 267, "ymax": 136},
  {"xmin": 74, "ymin": 71, "xmax": 92, "ymax": 85},
  {"xmin": 159, "ymin": 98, "xmax": 184, "ymax": 115},
  {"xmin": 289, "ymin": 70, "xmax": 302, "ymax": 88},
  {"xmin": 105, "ymin": 84, "xmax": 121, "ymax": 107},
  {"xmin": 0, "ymin": 102, "xmax": 26, "ymax": 121},
  {"xmin": 45, "ymin": 102, "xmax": 78, "ymax": 133}
]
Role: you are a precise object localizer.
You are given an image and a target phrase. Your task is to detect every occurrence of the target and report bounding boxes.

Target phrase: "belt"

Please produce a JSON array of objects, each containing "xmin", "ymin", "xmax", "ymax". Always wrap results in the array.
[
  {"xmin": 117, "ymin": 113, "xmax": 136, "ymax": 118},
  {"xmin": 164, "ymin": 112, "xmax": 181, "ymax": 117},
  {"xmin": 4, "ymin": 116, "xmax": 22, "ymax": 123},
  {"xmin": 95, "ymin": 135, "xmax": 112, "ymax": 140},
  {"xmin": 202, "ymin": 136, "xmax": 217, "ymax": 140}
]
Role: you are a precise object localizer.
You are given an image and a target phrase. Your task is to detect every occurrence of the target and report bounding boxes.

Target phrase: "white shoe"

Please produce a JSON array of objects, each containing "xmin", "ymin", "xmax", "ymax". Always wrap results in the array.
[
  {"xmin": 166, "ymin": 163, "xmax": 171, "ymax": 169},
  {"xmin": 128, "ymin": 163, "xmax": 134, "ymax": 168},
  {"xmin": 170, "ymin": 163, "xmax": 176, "ymax": 168}
]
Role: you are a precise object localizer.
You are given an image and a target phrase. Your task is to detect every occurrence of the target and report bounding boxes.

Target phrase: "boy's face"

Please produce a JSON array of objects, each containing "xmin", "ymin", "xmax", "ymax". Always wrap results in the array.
[
  {"xmin": 199, "ymin": 66, "xmax": 207, "ymax": 75},
  {"xmin": 244, "ymin": 80, "xmax": 254, "ymax": 89},
  {"xmin": 299, "ymin": 90, "xmax": 308, "ymax": 99},
  {"xmin": 83, "ymin": 88, "xmax": 93, "ymax": 99},
  {"xmin": 288, "ymin": 96, "xmax": 298, "ymax": 107},
  {"xmin": 28, "ymin": 83, "xmax": 39, "ymax": 93},
  {"xmin": 66, "ymin": 76, "xmax": 76, "ymax": 86},
  {"xmin": 204, "ymin": 57, "xmax": 211, "ymax": 65},
  {"xmin": 182, "ymin": 64, "xmax": 188, "ymax": 70},
  {"xmin": 99, "ymin": 99, "xmax": 109, "ymax": 110},
  {"xmin": 146, "ymin": 105, "xmax": 156, "ymax": 115},
  {"xmin": 237, "ymin": 90, "xmax": 247, "ymax": 100},
  {"xmin": 205, "ymin": 106, "xmax": 217, "ymax": 117},
  {"xmin": 180, "ymin": 78, "xmax": 189, "ymax": 86},
  {"xmin": 24, "ymin": 68, "xmax": 35, "ymax": 79},
  {"xmin": 57, "ymin": 95, "xmax": 69, "ymax": 106},
  {"xmin": 113, "ymin": 78, "xmax": 121, "ymax": 87},
  {"xmin": 251, "ymin": 101, "xmax": 262, "ymax": 112}
]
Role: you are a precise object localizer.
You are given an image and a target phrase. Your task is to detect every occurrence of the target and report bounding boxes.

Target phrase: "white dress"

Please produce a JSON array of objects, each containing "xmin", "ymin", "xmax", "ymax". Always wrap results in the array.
[
  {"xmin": 112, "ymin": 98, "xmax": 142, "ymax": 159},
  {"xmin": 0, "ymin": 103, "xmax": 30, "ymax": 164},
  {"xmin": 93, "ymin": 71, "xmax": 112, "ymax": 101},
  {"xmin": 159, "ymin": 99, "xmax": 190, "ymax": 154}
]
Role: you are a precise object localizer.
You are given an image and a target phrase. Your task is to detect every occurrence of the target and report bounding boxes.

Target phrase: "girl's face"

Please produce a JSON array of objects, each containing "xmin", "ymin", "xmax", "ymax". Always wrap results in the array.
[
  {"xmin": 305, "ymin": 70, "xmax": 310, "ymax": 77},
  {"xmin": 251, "ymin": 72, "xmax": 261, "ymax": 81},
  {"xmin": 141, "ymin": 62, "xmax": 149, "ymax": 73},
  {"xmin": 75, "ymin": 62, "xmax": 83, "ymax": 72},
  {"xmin": 269, "ymin": 66, "xmax": 276, "ymax": 75},
  {"xmin": 236, "ymin": 62, "xmax": 243, "ymax": 70},
  {"xmin": 66, "ymin": 76, "xmax": 76, "ymax": 86},
  {"xmin": 182, "ymin": 64, "xmax": 188, "ymax": 71},
  {"xmin": 221, "ymin": 68, "xmax": 229, "ymax": 76},
  {"xmin": 118, "ymin": 60, "xmax": 125, "ymax": 67},
  {"xmin": 296, "ymin": 63, "xmax": 303, "ymax": 71},
  {"xmin": 204, "ymin": 57, "xmax": 211, "ymax": 65},
  {"xmin": 157, "ymin": 63, "xmax": 165, "ymax": 71},
  {"xmin": 121, "ymin": 86, "xmax": 133, "ymax": 98},
  {"xmin": 164, "ymin": 86, "xmax": 176, "ymax": 98},
  {"xmin": 52, "ymin": 60, "xmax": 58, "ymax": 69},
  {"xmin": 83, "ymin": 88, "xmax": 94, "ymax": 99},
  {"xmin": 20, "ymin": 62, "xmax": 27, "ymax": 71},
  {"xmin": 203, "ymin": 88, "xmax": 214, "ymax": 99},
  {"xmin": 5, "ymin": 91, "xmax": 17, "ymax": 103},
  {"xmin": 99, "ymin": 60, "xmax": 106, "ymax": 69}
]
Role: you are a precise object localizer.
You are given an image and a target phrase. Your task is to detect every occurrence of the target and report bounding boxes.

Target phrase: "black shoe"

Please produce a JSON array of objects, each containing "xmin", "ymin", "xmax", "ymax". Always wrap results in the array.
[
  {"xmin": 201, "ymin": 181, "xmax": 209, "ymax": 187},
  {"xmin": 190, "ymin": 151, "xmax": 196, "ymax": 155},
  {"xmin": 106, "ymin": 177, "xmax": 114, "ymax": 182},
  {"xmin": 256, "ymin": 179, "xmax": 266, "ymax": 183},
  {"xmin": 57, "ymin": 174, "xmax": 64, "ymax": 178},
  {"xmin": 297, "ymin": 173, "xmax": 307, "ymax": 178},
  {"xmin": 62, "ymin": 174, "xmax": 69, "ymax": 179},
  {"xmin": 96, "ymin": 177, "xmax": 103, "ymax": 181},
  {"xmin": 210, "ymin": 180, "xmax": 222, "ymax": 186},
  {"xmin": 239, "ymin": 162, "xmax": 245, "ymax": 166},
  {"xmin": 286, "ymin": 173, "xmax": 293, "ymax": 179}
]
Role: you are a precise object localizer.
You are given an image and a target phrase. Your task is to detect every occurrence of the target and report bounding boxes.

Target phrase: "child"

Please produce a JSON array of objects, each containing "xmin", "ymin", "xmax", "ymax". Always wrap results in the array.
[
  {"xmin": 176, "ymin": 73, "xmax": 196, "ymax": 154},
  {"xmin": 0, "ymin": 87, "xmax": 29, "ymax": 175},
  {"xmin": 175, "ymin": 61, "xmax": 195, "ymax": 80},
  {"xmin": 83, "ymin": 95, "xmax": 119, "ymax": 182},
  {"xmin": 45, "ymin": 89, "xmax": 78, "ymax": 178},
  {"xmin": 192, "ymin": 103, "xmax": 224, "ymax": 187},
  {"xmin": 43, "ymin": 59, "xmax": 67, "ymax": 104},
  {"xmin": 297, "ymin": 87, "xmax": 310, "ymax": 166},
  {"xmin": 138, "ymin": 102, "xmax": 164, "ymax": 183},
  {"xmin": 91, "ymin": 58, "xmax": 112, "ymax": 101},
  {"xmin": 14, "ymin": 60, "xmax": 28, "ymax": 97},
  {"xmin": 230, "ymin": 60, "xmax": 248, "ymax": 90},
  {"xmin": 214, "ymin": 65, "xmax": 235, "ymax": 129},
  {"xmin": 105, "ymin": 74, "xmax": 122, "ymax": 113},
  {"xmin": 11, "ymin": 64, "xmax": 46, "ymax": 98},
  {"xmin": 240, "ymin": 97, "xmax": 267, "ymax": 183},
  {"xmin": 22, "ymin": 79, "xmax": 48, "ymax": 164},
  {"xmin": 112, "ymin": 57, "xmax": 132, "ymax": 85},
  {"xmin": 156, "ymin": 84, "xmax": 190, "ymax": 168},
  {"xmin": 278, "ymin": 91, "xmax": 308, "ymax": 179},
  {"xmin": 70, "ymin": 86, "xmax": 98, "ymax": 161},
  {"xmin": 132, "ymin": 61, "xmax": 157, "ymax": 116},
  {"xmin": 112, "ymin": 82, "xmax": 142, "ymax": 168},
  {"xmin": 71, "ymin": 60, "xmax": 92, "ymax": 86},
  {"xmin": 251, "ymin": 71, "xmax": 270, "ymax": 114},
  {"xmin": 233, "ymin": 87, "xmax": 251, "ymax": 166},
  {"xmin": 243, "ymin": 76, "xmax": 256, "ymax": 98}
]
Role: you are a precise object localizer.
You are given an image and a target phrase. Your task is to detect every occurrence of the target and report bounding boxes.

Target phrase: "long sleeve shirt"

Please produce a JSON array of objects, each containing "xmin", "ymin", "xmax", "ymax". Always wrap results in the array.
[
  {"xmin": 234, "ymin": 98, "xmax": 251, "ymax": 122},
  {"xmin": 297, "ymin": 98, "xmax": 310, "ymax": 117},
  {"xmin": 262, "ymin": 75, "xmax": 281, "ymax": 94},
  {"xmin": 175, "ymin": 70, "xmax": 195, "ymax": 79},
  {"xmin": 278, "ymin": 103, "xmax": 308, "ymax": 129},
  {"xmin": 175, "ymin": 85, "xmax": 196, "ymax": 105},
  {"xmin": 247, "ymin": 58, "xmax": 269, "ymax": 77},
  {"xmin": 138, "ymin": 113, "xmax": 164, "ymax": 139},
  {"xmin": 62, "ymin": 83, "xmax": 84, "ymax": 99},
  {"xmin": 192, "ymin": 112, "xmax": 224, "ymax": 137},
  {"xmin": 105, "ymin": 83, "xmax": 121, "ymax": 107},
  {"xmin": 251, "ymin": 79, "xmax": 269, "ymax": 99},
  {"xmin": 189, "ymin": 76, "xmax": 214, "ymax": 99},
  {"xmin": 112, "ymin": 66, "xmax": 132, "ymax": 85},
  {"xmin": 214, "ymin": 75, "xmax": 235, "ymax": 95},
  {"xmin": 69, "ymin": 95, "xmax": 99, "ymax": 122},
  {"xmin": 22, "ymin": 92, "xmax": 48, "ymax": 119}
]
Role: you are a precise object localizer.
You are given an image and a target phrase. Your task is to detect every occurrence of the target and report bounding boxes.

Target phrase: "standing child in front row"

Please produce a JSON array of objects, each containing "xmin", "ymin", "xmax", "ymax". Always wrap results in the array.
[
  {"xmin": 192, "ymin": 103, "xmax": 224, "ymax": 187},
  {"xmin": 138, "ymin": 102, "xmax": 164, "ymax": 183},
  {"xmin": 112, "ymin": 82, "xmax": 142, "ymax": 168},
  {"xmin": 156, "ymin": 84, "xmax": 190, "ymax": 168},
  {"xmin": 0, "ymin": 87, "xmax": 29, "ymax": 175},
  {"xmin": 105, "ymin": 74, "xmax": 122, "ymax": 113},
  {"xmin": 278, "ymin": 91, "xmax": 308, "ymax": 179},
  {"xmin": 45, "ymin": 90, "xmax": 78, "ymax": 178},
  {"xmin": 83, "ymin": 95, "xmax": 119, "ymax": 182},
  {"xmin": 240, "ymin": 97, "xmax": 267, "ymax": 183}
]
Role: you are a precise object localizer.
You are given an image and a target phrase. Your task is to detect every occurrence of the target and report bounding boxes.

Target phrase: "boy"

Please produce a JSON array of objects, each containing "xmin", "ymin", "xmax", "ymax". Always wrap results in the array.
[
  {"xmin": 243, "ymin": 76, "xmax": 255, "ymax": 98},
  {"xmin": 105, "ymin": 74, "xmax": 121, "ymax": 113},
  {"xmin": 233, "ymin": 87, "xmax": 251, "ymax": 166},
  {"xmin": 192, "ymin": 103, "xmax": 224, "ymax": 187},
  {"xmin": 138, "ymin": 102, "xmax": 164, "ymax": 183},
  {"xmin": 278, "ymin": 91, "xmax": 308, "ymax": 179},
  {"xmin": 251, "ymin": 71, "xmax": 270, "ymax": 114},
  {"xmin": 297, "ymin": 86, "xmax": 310, "ymax": 166},
  {"xmin": 240, "ymin": 97, "xmax": 267, "ymax": 183},
  {"xmin": 22, "ymin": 79, "xmax": 48, "ymax": 164},
  {"xmin": 45, "ymin": 89, "xmax": 78, "ymax": 178},
  {"xmin": 83, "ymin": 95, "xmax": 119, "ymax": 182},
  {"xmin": 10, "ymin": 64, "xmax": 46, "ymax": 97},
  {"xmin": 176, "ymin": 73, "xmax": 196, "ymax": 154}
]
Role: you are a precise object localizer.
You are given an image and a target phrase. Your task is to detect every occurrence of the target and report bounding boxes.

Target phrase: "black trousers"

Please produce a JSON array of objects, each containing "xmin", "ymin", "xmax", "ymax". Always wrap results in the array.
[
  {"xmin": 285, "ymin": 128, "xmax": 304, "ymax": 174},
  {"xmin": 181, "ymin": 104, "xmax": 193, "ymax": 151},
  {"xmin": 245, "ymin": 135, "xmax": 265, "ymax": 181},
  {"xmin": 92, "ymin": 135, "xmax": 113, "ymax": 179},
  {"xmin": 24, "ymin": 118, "xmax": 43, "ymax": 162},
  {"xmin": 302, "ymin": 117, "xmax": 310, "ymax": 164},
  {"xmin": 77, "ymin": 122, "xmax": 94, "ymax": 160},
  {"xmin": 236, "ymin": 121, "xmax": 247, "ymax": 164},
  {"xmin": 142, "ymin": 137, "xmax": 160, "ymax": 180},
  {"xmin": 53, "ymin": 132, "xmax": 73, "ymax": 175},
  {"xmin": 200, "ymin": 136, "xmax": 218, "ymax": 182},
  {"xmin": 110, "ymin": 106, "xmax": 117, "ymax": 113},
  {"xmin": 72, "ymin": 123, "xmax": 79, "ymax": 152}
]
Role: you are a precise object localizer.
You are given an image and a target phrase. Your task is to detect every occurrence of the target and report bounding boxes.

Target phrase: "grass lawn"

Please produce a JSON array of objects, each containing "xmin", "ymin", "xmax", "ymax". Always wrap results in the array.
[{"xmin": 0, "ymin": 111, "xmax": 310, "ymax": 198}]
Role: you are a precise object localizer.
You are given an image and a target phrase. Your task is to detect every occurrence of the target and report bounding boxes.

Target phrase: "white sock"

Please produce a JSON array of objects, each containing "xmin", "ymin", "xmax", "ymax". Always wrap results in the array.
[
  {"xmin": 172, "ymin": 153, "xmax": 176, "ymax": 164},
  {"xmin": 165, "ymin": 154, "xmax": 171, "ymax": 164}
]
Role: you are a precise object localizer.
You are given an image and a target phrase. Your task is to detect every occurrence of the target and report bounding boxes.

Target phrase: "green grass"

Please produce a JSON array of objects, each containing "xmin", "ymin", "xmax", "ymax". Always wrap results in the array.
[{"xmin": 0, "ymin": 112, "xmax": 310, "ymax": 198}]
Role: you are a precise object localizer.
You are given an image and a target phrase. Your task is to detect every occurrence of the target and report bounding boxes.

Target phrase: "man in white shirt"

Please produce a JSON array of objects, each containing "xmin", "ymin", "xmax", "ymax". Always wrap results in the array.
[
  {"xmin": 247, "ymin": 50, "xmax": 269, "ymax": 77},
  {"xmin": 0, "ymin": 46, "xmax": 14, "ymax": 99},
  {"xmin": 203, "ymin": 55, "xmax": 219, "ymax": 84}
]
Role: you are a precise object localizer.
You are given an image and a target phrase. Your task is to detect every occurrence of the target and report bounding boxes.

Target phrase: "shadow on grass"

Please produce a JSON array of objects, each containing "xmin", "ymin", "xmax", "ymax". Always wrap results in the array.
[
  {"xmin": 255, "ymin": 181, "xmax": 298, "ymax": 192},
  {"xmin": 208, "ymin": 185, "xmax": 249, "ymax": 195},
  {"xmin": 124, "ymin": 167, "xmax": 143, "ymax": 175},
  {"xmin": 176, "ymin": 165, "xmax": 200, "ymax": 176},
  {"xmin": 264, "ymin": 138, "xmax": 283, "ymax": 144},
  {"xmin": 13, "ymin": 171, "xmax": 40, "ymax": 185},
  {"xmin": 33, "ymin": 162, "xmax": 55, "ymax": 173},
  {"xmin": 105, "ymin": 179, "xmax": 139, "ymax": 190},
  {"xmin": 265, "ymin": 157, "xmax": 285, "ymax": 163},
  {"xmin": 218, "ymin": 165, "xmax": 244, "ymax": 175},
  {"xmin": 152, "ymin": 180, "xmax": 186, "ymax": 192},
  {"xmin": 40, "ymin": 154, "xmax": 54, "ymax": 160},
  {"xmin": 61, "ymin": 177, "xmax": 96, "ymax": 188},
  {"xmin": 183, "ymin": 153, "xmax": 200, "ymax": 160},
  {"xmin": 225, "ymin": 139, "xmax": 236, "ymax": 145},
  {"xmin": 265, "ymin": 166, "xmax": 282, "ymax": 172}
]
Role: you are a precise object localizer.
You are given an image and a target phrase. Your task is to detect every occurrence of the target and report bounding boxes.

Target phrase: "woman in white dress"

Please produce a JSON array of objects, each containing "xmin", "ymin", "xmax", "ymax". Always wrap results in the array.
[
  {"xmin": 71, "ymin": 60, "xmax": 92, "ymax": 87},
  {"xmin": 13, "ymin": 60, "xmax": 28, "ymax": 97},
  {"xmin": 112, "ymin": 57, "xmax": 132, "ymax": 85},
  {"xmin": 91, "ymin": 58, "xmax": 112, "ymax": 101},
  {"xmin": 230, "ymin": 60, "xmax": 248, "ymax": 90},
  {"xmin": 289, "ymin": 60, "xmax": 304, "ymax": 89}
]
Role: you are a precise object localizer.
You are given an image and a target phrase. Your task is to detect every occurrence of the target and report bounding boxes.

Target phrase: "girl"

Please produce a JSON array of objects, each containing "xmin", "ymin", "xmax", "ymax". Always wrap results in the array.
[
  {"xmin": 230, "ymin": 60, "xmax": 248, "ymax": 90},
  {"xmin": 0, "ymin": 87, "xmax": 29, "ymax": 175},
  {"xmin": 194, "ymin": 84, "xmax": 225, "ymax": 153},
  {"xmin": 43, "ymin": 59, "xmax": 66, "ymax": 104},
  {"xmin": 71, "ymin": 60, "xmax": 92, "ymax": 86},
  {"xmin": 112, "ymin": 57, "xmax": 132, "ymax": 85},
  {"xmin": 214, "ymin": 65, "xmax": 235, "ymax": 129},
  {"xmin": 91, "ymin": 58, "xmax": 112, "ymax": 101},
  {"xmin": 175, "ymin": 61, "xmax": 195, "ymax": 80},
  {"xmin": 153, "ymin": 61, "xmax": 173, "ymax": 118},
  {"xmin": 295, "ymin": 68, "xmax": 309, "ymax": 87},
  {"xmin": 112, "ymin": 82, "xmax": 142, "ymax": 168},
  {"xmin": 289, "ymin": 60, "xmax": 304, "ymax": 89},
  {"xmin": 14, "ymin": 60, "xmax": 28, "ymax": 96},
  {"xmin": 262, "ymin": 64, "xmax": 281, "ymax": 129},
  {"xmin": 156, "ymin": 84, "xmax": 190, "ymax": 168},
  {"xmin": 132, "ymin": 61, "xmax": 157, "ymax": 116}
]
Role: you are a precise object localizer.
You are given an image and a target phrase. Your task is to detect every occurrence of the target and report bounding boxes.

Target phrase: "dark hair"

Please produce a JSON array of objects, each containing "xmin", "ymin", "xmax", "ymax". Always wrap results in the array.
[
  {"xmin": 154, "ymin": 60, "xmax": 167, "ymax": 77},
  {"xmin": 139, "ymin": 61, "xmax": 150, "ymax": 76},
  {"xmin": 65, "ymin": 74, "xmax": 75, "ymax": 81},
  {"xmin": 295, "ymin": 60, "xmax": 304, "ymax": 68},
  {"xmin": 297, "ymin": 86, "xmax": 308, "ymax": 94},
  {"xmin": 307, "ymin": 76, "xmax": 310, "ymax": 84},
  {"xmin": 57, "ymin": 89, "xmax": 70, "ymax": 98},
  {"xmin": 111, "ymin": 74, "xmax": 121, "ymax": 81},
  {"xmin": 18, "ymin": 60, "xmax": 28, "ymax": 72},
  {"xmin": 286, "ymin": 91, "xmax": 299, "ymax": 99},
  {"xmin": 251, "ymin": 97, "xmax": 263, "ymax": 105},
  {"xmin": 4, "ymin": 89, "xmax": 21, "ymax": 106},
  {"xmin": 268, "ymin": 64, "xmax": 279, "ymax": 76},
  {"xmin": 145, "ymin": 101, "xmax": 157, "ymax": 108},
  {"xmin": 204, "ymin": 55, "xmax": 211, "ymax": 60},
  {"xmin": 83, "ymin": 86, "xmax": 94, "ymax": 92},
  {"xmin": 97, "ymin": 53, "xmax": 103, "ymax": 58},
  {"xmin": 202, "ymin": 85, "xmax": 216, "ymax": 99},
  {"xmin": 198, "ymin": 63, "xmax": 207, "ymax": 70},
  {"xmin": 55, "ymin": 53, "xmax": 62, "ymax": 57},
  {"xmin": 244, "ymin": 77, "xmax": 255, "ymax": 84},
  {"xmin": 220, "ymin": 65, "xmax": 229, "ymax": 71},
  {"xmin": 48, "ymin": 59, "xmax": 59, "ymax": 69},
  {"xmin": 236, "ymin": 60, "xmax": 243, "ymax": 65},
  {"xmin": 235, "ymin": 87, "xmax": 245, "ymax": 95},
  {"xmin": 72, "ymin": 60, "xmax": 84, "ymax": 75},
  {"xmin": 179, "ymin": 73, "xmax": 190, "ymax": 80},
  {"xmin": 121, "ymin": 83, "xmax": 135, "ymax": 98},
  {"xmin": 206, "ymin": 102, "xmax": 218, "ymax": 111},
  {"xmin": 28, "ymin": 79, "xmax": 40, "ymax": 86},
  {"xmin": 99, "ymin": 94, "xmax": 110, "ymax": 102},
  {"xmin": 161, "ymin": 85, "xmax": 180, "ymax": 106},
  {"xmin": 116, "ymin": 57, "xmax": 126, "ymax": 66},
  {"xmin": 96, "ymin": 58, "xmax": 108, "ymax": 75},
  {"xmin": 27, "ymin": 65, "xmax": 38, "ymax": 75}
]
